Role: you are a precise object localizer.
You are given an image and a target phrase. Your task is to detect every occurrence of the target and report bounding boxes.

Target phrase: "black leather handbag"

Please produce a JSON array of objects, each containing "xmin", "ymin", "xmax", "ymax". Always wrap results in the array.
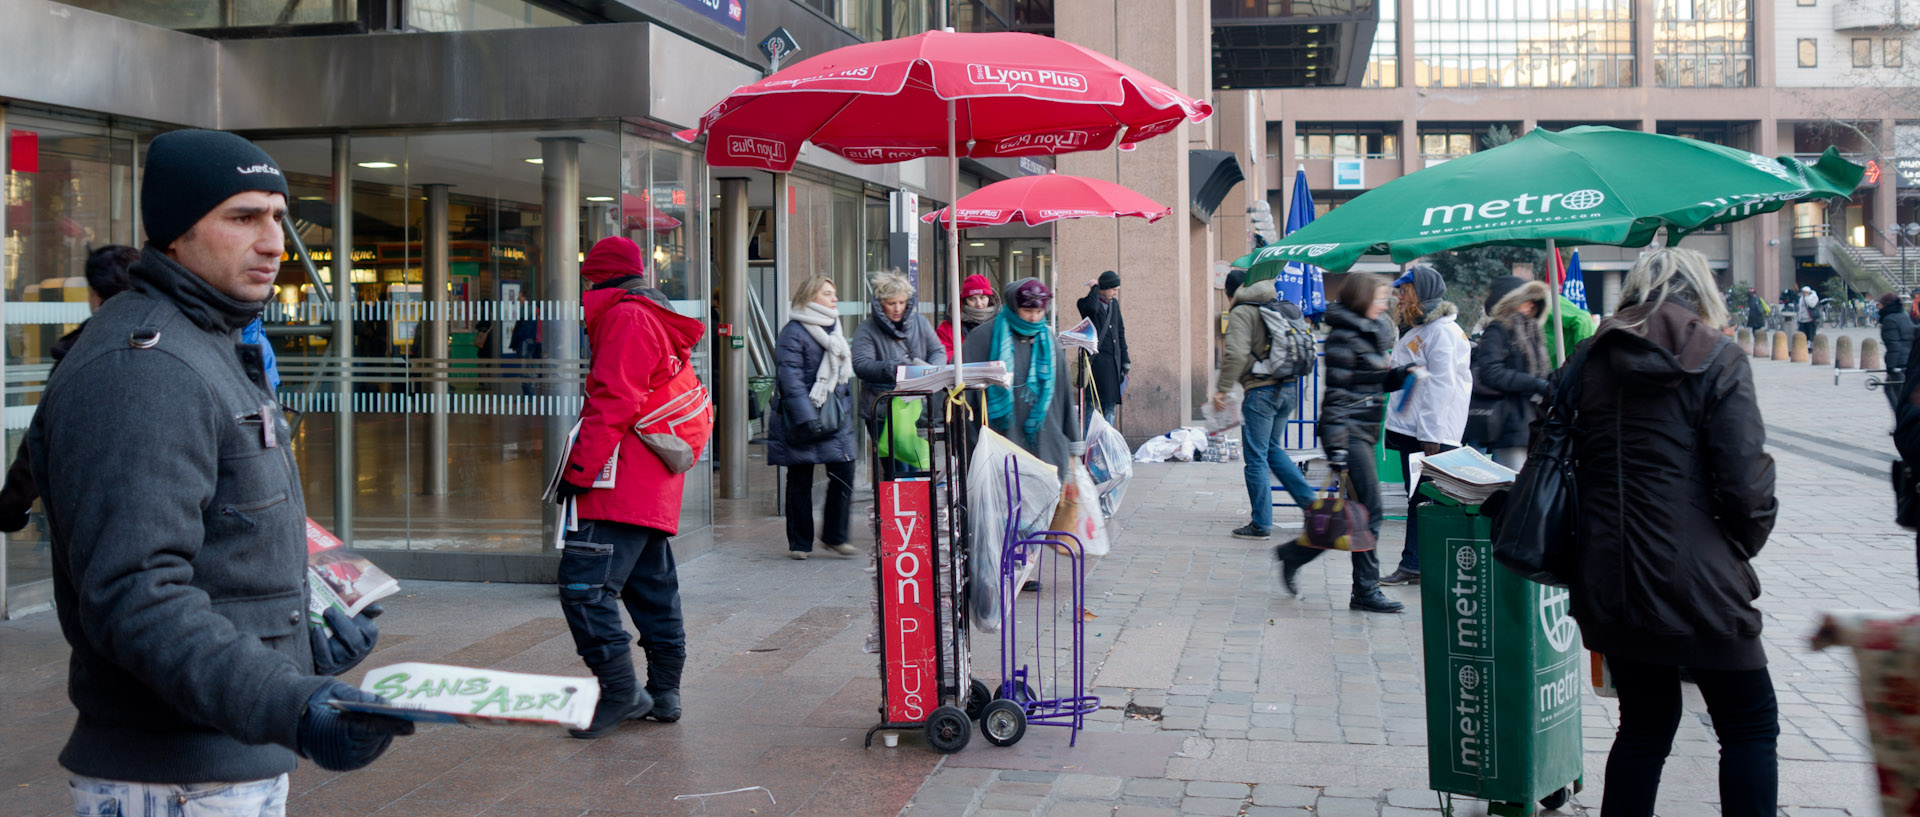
[
  {"xmin": 1490, "ymin": 344, "xmax": 1590, "ymax": 587},
  {"xmin": 786, "ymin": 392, "xmax": 844, "ymax": 445},
  {"xmin": 1896, "ymin": 460, "xmax": 1920, "ymax": 530}
]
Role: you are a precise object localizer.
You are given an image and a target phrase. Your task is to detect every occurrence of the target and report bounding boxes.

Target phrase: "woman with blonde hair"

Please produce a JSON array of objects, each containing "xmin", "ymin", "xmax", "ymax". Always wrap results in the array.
[
  {"xmin": 769, "ymin": 275, "xmax": 858, "ymax": 559},
  {"xmin": 851, "ymin": 271, "xmax": 947, "ymax": 422},
  {"xmin": 1565, "ymin": 246, "xmax": 1776, "ymax": 816}
]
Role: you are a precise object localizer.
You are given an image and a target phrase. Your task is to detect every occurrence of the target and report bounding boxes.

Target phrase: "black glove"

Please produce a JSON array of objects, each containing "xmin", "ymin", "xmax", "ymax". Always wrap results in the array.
[
  {"xmin": 310, "ymin": 603, "xmax": 382, "ymax": 676},
  {"xmin": 296, "ymin": 681, "xmax": 414, "ymax": 771},
  {"xmin": 1327, "ymin": 450, "xmax": 1348, "ymax": 473},
  {"xmin": 555, "ymin": 480, "xmax": 592, "ymax": 500},
  {"xmin": 0, "ymin": 506, "xmax": 28, "ymax": 534}
]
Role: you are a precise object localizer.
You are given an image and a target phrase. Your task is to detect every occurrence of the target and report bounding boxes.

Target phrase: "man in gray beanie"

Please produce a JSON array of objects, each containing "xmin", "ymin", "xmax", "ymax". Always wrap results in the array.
[{"xmin": 28, "ymin": 129, "xmax": 413, "ymax": 815}]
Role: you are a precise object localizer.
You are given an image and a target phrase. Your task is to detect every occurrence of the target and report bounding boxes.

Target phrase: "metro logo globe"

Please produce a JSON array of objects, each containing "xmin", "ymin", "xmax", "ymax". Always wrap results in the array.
[
  {"xmin": 1455, "ymin": 545, "xmax": 1477, "ymax": 572},
  {"xmin": 1458, "ymin": 665, "xmax": 1481, "ymax": 690},
  {"xmin": 1559, "ymin": 189, "xmax": 1605, "ymax": 211}
]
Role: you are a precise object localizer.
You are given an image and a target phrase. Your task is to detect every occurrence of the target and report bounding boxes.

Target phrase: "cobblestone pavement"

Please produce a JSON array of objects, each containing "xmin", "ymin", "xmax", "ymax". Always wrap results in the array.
[{"xmin": 0, "ymin": 337, "xmax": 1904, "ymax": 817}]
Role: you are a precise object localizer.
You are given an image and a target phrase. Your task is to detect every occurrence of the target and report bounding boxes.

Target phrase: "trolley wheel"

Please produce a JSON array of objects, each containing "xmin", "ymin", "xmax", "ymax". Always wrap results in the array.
[
  {"xmin": 924, "ymin": 705, "xmax": 972, "ymax": 754},
  {"xmin": 1002, "ymin": 681, "xmax": 1037, "ymax": 704},
  {"xmin": 980, "ymin": 699, "xmax": 1027, "ymax": 747},
  {"xmin": 966, "ymin": 678, "xmax": 993, "ymax": 720},
  {"xmin": 1539, "ymin": 786, "xmax": 1571, "ymax": 810}
]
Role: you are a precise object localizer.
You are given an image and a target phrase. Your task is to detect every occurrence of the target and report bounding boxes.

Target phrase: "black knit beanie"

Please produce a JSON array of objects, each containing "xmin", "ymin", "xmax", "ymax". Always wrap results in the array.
[
  {"xmin": 141, "ymin": 129, "xmax": 289, "ymax": 251},
  {"xmin": 1097, "ymin": 270, "xmax": 1122, "ymax": 289}
]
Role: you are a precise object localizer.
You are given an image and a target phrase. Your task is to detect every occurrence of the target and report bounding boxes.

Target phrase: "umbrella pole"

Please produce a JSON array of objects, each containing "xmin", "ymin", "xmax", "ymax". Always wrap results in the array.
[
  {"xmin": 948, "ymin": 98, "xmax": 964, "ymax": 386},
  {"xmin": 1049, "ymin": 221, "xmax": 1059, "ymax": 336},
  {"xmin": 1548, "ymin": 238, "xmax": 1566, "ymax": 366}
]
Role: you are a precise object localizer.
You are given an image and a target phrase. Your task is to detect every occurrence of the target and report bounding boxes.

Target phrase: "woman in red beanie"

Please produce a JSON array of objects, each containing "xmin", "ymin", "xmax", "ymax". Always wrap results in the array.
[{"xmin": 936, "ymin": 273, "xmax": 999, "ymax": 359}]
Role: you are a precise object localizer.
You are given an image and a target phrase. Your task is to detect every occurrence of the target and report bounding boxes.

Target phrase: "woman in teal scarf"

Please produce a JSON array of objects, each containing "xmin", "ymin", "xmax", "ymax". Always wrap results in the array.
[{"xmin": 962, "ymin": 278, "xmax": 1072, "ymax": 478}]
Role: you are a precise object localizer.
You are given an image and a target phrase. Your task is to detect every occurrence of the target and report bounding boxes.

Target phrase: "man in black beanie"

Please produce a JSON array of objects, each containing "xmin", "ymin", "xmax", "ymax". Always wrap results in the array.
[
  {"xmin": 1077, "ymin": 269, "xmax": 1131, "ymax": 423},
  {"xmin": 27, "ymin": 129, "xmax": 413, "ymax": 814}
]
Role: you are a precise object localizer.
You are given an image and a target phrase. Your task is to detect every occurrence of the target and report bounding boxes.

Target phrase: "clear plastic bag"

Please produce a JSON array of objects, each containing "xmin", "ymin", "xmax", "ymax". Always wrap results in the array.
[
  {"xmin": 1085, "ymin": 411, "xmax": 1133, "ymax": 518},
  {"xmin": 965, "ymin": 427, "xmax": 1061, "ymax": 634},
  {"xmin": 1200, "ymin": 383, "xmax": 1244, "ymax": 433},
  {"xmin": 1055, "ymin": 460, "xmax": 1110, "ymax": 556}
]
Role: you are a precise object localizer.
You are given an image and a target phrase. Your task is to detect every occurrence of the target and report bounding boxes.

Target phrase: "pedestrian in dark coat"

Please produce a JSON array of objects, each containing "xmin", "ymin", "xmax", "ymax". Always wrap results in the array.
[
  {"xmin": 1566, "ymin": 247, "xmax": 1778, "ymax": 817},
  {"xmin": 1745, "ymin": 289, "xmax": 1768, "ymax": 332},
  {"xmin": 1465, "ymin": 277, "xmax": 1552, "ymax": 469},
  {"xmin": 27, "ymin": 131, "xmax": 410, "ymax": 804},
  {"xmin": 770, "ymin": 275, "xmax": 858, "ymax": 559},
  {"xmin": 851, "ymin": 270, "xmax": 947, "ymax": 422},
  {"xmin": 1882, "ymin": 293, "xmax": 1915, "ymax": 410},
  {"xmin": 1273, "ymin": 273, "xmax": 1414, "ymax": 614},
  {"xmin": 1076, "ymin": 269, "xmax": 1130, "ymax": 423}
]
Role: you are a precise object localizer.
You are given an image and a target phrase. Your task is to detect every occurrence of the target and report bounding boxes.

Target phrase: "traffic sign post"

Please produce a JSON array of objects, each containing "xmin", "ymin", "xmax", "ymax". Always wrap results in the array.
[{"xmin": 759, "ymin": 27, "xmax": 801, "ymax": 73}]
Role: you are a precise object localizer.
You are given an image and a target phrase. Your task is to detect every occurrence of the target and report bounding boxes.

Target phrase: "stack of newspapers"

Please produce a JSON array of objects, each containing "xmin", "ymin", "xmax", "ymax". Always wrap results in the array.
[
  {"xmin": 894, "ymin": 361, "xmax": 1013, "ymax": 391},
  {"xmin": 1417, "ymin": 447, "xmax": 1516, "ymax": 504},
  {"xmin": 1057, "ymin": 318, "xmax": 1099, "ymax": 355}
]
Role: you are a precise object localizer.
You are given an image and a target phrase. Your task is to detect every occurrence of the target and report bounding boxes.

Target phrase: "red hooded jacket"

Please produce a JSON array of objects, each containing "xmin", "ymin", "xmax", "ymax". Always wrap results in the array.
[{"xmin": 563, "ymin": 238, "xmax": 707, "ymax": 534}]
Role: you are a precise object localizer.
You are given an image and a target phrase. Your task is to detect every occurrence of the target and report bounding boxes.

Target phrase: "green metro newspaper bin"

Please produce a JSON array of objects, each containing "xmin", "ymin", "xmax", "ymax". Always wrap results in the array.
[{"xmin": 1418, "ymin": 487, "xmax": 1584, "ymax": 816}]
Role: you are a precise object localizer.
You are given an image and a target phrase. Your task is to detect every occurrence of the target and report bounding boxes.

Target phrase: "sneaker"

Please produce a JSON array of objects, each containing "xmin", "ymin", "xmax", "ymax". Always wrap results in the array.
[
  {"xmin": 825, "ymin": 543, "xmax": 858, "ymax": 556},
  {"xmin": 787, "ymin": 550, "xmax": 808, "ymax": 560},
  {"xmin": 1379, "ymin": 569, "xmax": 1421, "ymax": 586},
  {"xmin": 1349, "ymin": 591, "xmax": 1405, "ymax": 614},
  {"xmin": 1231, "ymin": 523, "xmax": 1272, "ymax": 540}
]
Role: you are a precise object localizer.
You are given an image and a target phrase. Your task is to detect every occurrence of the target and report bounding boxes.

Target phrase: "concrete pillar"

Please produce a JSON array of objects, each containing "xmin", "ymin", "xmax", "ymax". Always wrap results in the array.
[
  {"xmin": 1881, "ymin": 119, "xmax": 1901, "ymax": 256},
  {"xmin": 1755, "ymin": 121, "xmax": 1783, "ymax": 297},
  {"xmin": 1402, "ymin": 117, "xmax": 1421, "ymax": 177},
  {"xmin": 1056, "ymin": 0, "xmax": 1197, "ymax": 436},
  {"xmin": 422, "ymin": 183, "xmax": 451, "ymax": 496},
  {"xmin": 716, "ymin": 177, "xmax": 749, "ymax": 500},
  {"xmin": 1396, "ymin": 0, "xmax": 1415, "ymax": 89},
  {"xmin": 1000, "ymin": 241, "xmax": 1016, "ymax": 284},
  {"xmin": 539, "ymin": 137, "xmax": 582, "ymax": 543},
  {"xmin": 0, "ymin": 104, "xmax": 9, "ymax": 614},
  {"xmin": 330, "ymin": 134, "xmax": 355, "ymax": 547},
  {"xmin": 1634, "ymin": 3, "xmax": 1655, "ymax": 91}
]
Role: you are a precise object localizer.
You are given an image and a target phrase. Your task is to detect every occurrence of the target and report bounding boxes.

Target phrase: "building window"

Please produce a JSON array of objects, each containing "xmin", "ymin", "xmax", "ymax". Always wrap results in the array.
[
  {"xmin": 1854, "ymin": 38, "xmax": 1873, "ymax": 67},
  {"xmin": 1798, "ymin": 0, "xmax": 1814, "ymax": 5},
  {"xmin": 1412, "ymin": 0, "xmax": 1635, "ymax": 88},
  {"xmin": 1294, "ymin": 125, "xmax": 1401, "ymax": 159},
  {"xmin": 1364, "ymin": 0, "xmax": 1400, "ymax": 88},
  {"xmin": 407, "ymin": 0, "xmax": 582, "ymax": 32},
  {"xmin": 1889, "ymin": 39, "xmax": 1904, "ymax": 67},
  {"xmin": 1416, "ymin": 124, "xmax": 1511, "ymax": 158},
  {"xmin": 1799, "ymin": 38, "xmax": 1818, "ymax": 68},
  {"xmin": 1655, "ymin": 0, "xmax": 1754, "ymax": 87}
]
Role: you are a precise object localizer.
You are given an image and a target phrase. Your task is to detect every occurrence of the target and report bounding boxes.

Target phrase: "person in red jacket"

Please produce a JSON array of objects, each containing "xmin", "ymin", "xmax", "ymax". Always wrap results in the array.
[{"xmin": 553, "ymin": 236, "xmax": 706, "ymax": 738}]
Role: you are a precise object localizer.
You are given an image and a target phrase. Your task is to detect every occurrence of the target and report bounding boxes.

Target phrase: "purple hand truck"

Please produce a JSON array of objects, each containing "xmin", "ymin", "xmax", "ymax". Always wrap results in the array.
[{"xmin": 980, "ymin": 457, "xmax": 1100, "ymax": 747}]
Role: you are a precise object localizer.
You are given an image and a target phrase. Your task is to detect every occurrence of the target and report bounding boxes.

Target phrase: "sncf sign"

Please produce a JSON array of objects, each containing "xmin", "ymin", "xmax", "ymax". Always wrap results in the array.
[{"xmin": 879, "ymin": 481, "xmax": 937, "ymax": 723}]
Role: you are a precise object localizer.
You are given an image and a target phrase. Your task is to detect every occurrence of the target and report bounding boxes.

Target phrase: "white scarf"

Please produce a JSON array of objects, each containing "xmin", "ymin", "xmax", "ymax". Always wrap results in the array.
[{"xmin": 791, "ymin": 302, "xmax": 852, "ymax": 407}]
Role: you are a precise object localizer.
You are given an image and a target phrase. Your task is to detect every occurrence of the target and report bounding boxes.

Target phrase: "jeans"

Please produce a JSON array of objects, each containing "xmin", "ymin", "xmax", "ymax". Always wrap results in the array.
[
  {"xmin": 1383, "ymin": 430, "xmax": 1430, "ymax": 575},
  {"xmin": 1101, "ymin": 404, "xmax": 1117, "ymax": 424},
  {"xmin": 1798, "ymin": 320, "xmax": 1818, "ymax": 341},
  {"xmin": 70, "ymin": 774, "xmax": 288, "ymax": 817},
  {"xmin": 558, "ymin": 520, "xmax": 686, "ymax": 681},
  {"xmin": 785, "ymin": 460, "xmax": 855, "ymax": 552},
  {"xmin": 1491, "ymin": 446, "xmax": 1527, "ymax": 471},
  {"xmin": 1275, "ymin": 437, "xmax": 1383, "ymax": 595},
  {"xmin": 1603, "ymin": 657, "xmax": 1778, "ymax": 817},
  {"xmin": 1241, "ymin": 384, "xmax": 1317, "ymax": 530}
]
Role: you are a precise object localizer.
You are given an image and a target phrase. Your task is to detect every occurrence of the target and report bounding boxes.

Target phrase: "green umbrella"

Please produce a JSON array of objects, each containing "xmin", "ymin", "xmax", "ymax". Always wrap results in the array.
[{"xmin": 1234, "ymin": 126, "xmax": 1864, "ymax": 279}]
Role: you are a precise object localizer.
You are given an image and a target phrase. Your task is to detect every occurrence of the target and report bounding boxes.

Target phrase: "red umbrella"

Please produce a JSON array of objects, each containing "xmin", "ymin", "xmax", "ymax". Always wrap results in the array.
[
  {"xmin": 924, "ymin": 173, "xmax": 1168, "ymax": 334},
  {"xmin": 922, "ymin": 173, "xmax": 1170, "ymax": 228},
  {"xmin": 674, "ymin": 29, "xmax": 1211, "ymax": 374},
  {"xmin": 621, "ymin": 193, "xmax": 683, "ymax": 233}
]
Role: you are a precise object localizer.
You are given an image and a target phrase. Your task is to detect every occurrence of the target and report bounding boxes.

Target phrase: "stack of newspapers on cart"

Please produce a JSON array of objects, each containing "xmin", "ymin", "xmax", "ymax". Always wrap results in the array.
[{"xmin": 1413, "ymin": 447, "xmax": 1516, "ymax": 504}]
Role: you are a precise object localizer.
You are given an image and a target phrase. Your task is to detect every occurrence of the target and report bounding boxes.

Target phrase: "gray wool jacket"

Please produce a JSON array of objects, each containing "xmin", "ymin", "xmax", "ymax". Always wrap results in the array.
[{"xmin": 28, "ymin": 246, "xmax": 329, "ymax": 783}]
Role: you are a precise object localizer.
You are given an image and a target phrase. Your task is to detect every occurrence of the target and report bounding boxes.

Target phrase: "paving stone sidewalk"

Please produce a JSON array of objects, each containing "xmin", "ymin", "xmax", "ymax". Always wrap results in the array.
[{"xmin": 0, "ymin": 340, "xmax": 1903, "ymax": 817}]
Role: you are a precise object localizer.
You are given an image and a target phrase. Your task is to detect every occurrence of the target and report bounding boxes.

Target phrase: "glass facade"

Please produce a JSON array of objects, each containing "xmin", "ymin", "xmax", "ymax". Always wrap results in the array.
[
  {"xmin": 2, "ymin": 113, "xmax": 145, "ymax": 598},
  {"xmin": 1294, "ymin": 124, "xmax": 1400, "ymax": 158},
  {"xmin": 1412, "ymin": 0, "xmax": 1635, "ymax": 88},
  {"xmin": 804, "ymin": 0, "xmax": 933, "ymax": 41},
  {"xmin": 408, "ymin": 0, "xmax": 582, "ymax": 31},
  {"xmin": 1364, "ymin": 0, "xmax": 1399, "ymax": 88},
  {"xmin": 55, "ymin": 0, "xmax": 357, "ymax": 28},
  {"xmin": 1653, "ymin": 0, "xmax": 1753, "ymax": 88}
]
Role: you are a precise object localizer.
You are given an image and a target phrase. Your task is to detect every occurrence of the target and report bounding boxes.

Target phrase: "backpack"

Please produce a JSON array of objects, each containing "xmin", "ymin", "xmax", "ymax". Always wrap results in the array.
[{"xmin": 1248, "ymin": 299, "xmax": 1317, "ymax": 381}]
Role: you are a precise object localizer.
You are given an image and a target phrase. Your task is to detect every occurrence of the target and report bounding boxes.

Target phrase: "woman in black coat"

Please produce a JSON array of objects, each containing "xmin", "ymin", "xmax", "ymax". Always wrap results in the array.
[
  {"xmin": 1881, "ymin": 292, "xmax": 1915, "ymax": 410},
  {"xmin": 1465, "ymin": 277, "xmax": 1552, "ymax": 469},
  {"xmin": 1566, "ymin": 248, "xmax": 1778, "ymax": 817},
  {"xmin": 769, "ymin": 276, "xmax": 859, "ymax": 560},
  {"xmin": 1273, "ymin": 272, "xmax": 1413, "ymax": 614}
]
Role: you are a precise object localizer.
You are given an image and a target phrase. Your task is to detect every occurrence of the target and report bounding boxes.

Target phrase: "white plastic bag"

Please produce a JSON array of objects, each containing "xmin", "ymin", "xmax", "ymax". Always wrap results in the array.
[
  {"xmin": 1085, "ymin": 411, "xmax": 1133, "ymax": 518},
  {"xmin": 1059, "ymin": 460, "xmax": 1110, "ymax": 556},
  {"xmin": 1169, "ymin": 426, "xmax": 1208, "ymax": 461},
  {"xmin": 1133, "ymin": 434, "xmax": 1179, "ymax": 463},
  {"xmin": 1200, "ymin": 383, "xmax": 1244, "ymax": 433},
  {"xmin": 965, "ymin": 427, "xmax": 1061, "ymax": 634}
]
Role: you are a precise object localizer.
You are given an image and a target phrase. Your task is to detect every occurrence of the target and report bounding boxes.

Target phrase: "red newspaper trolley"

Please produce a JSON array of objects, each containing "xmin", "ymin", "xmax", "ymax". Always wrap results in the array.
[{"xmin": 864, "ymin": 388, "xmax": 990, "ymax": 753}]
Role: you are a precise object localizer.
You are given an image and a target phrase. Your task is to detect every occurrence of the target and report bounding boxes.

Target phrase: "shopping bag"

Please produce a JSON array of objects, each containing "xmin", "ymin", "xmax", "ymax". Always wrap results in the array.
[
  {"xmin": 1296, "ymin": 474, "xmax": 1375, "ymax": 552},
  {"xmin": 1200, "ymin": 383, "xmax": 1243, "ymax": 433},
  {"xmin": 965, "ymin": 427, "xmax": 1062, "ymax": 633},
  {"xmin": 1046, "ymin": 461, "xmax": 1110, "ymax": 557},
  {"xmin": 877, "ymin": 397, "xmax": 931, "ymax": 470},
  {"xmin": 1085, "ymin": 411, "xmax": 1133, "ymax": 518}
]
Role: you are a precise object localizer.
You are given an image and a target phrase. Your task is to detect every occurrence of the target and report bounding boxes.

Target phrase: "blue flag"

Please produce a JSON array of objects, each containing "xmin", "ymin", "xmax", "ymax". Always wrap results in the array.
[
  {"xmin": 1283, "ymin": 167, "xmax": 1325, "ymax": 315},
  {"xmin": 1562, "ymin": 249, "xmax": 1588, "ymax": 311}
]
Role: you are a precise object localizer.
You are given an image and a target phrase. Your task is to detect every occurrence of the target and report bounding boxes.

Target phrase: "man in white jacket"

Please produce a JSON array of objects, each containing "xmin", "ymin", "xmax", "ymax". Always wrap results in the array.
[
  {"xmin": 1380, "ymin": 266, "xmax": 1472, "ymax": 586},
  {"xmin": 1796, "ymin": 285, "xmax": 1820, "ymax": 342}
]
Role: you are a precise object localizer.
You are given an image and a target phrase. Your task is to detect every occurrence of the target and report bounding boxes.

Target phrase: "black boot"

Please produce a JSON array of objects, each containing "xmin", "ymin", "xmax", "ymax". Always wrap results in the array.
[
  {"xmin": 569, "ymin": 658, "xmax": 653, "ymax": 739},
  {"xmin": 1349, "ymin": 590, "xmax": 1405, "ymax": 614},
  {"xmin": 642, "ymin": 651, "xmax": 684, "ymax": 723}
]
